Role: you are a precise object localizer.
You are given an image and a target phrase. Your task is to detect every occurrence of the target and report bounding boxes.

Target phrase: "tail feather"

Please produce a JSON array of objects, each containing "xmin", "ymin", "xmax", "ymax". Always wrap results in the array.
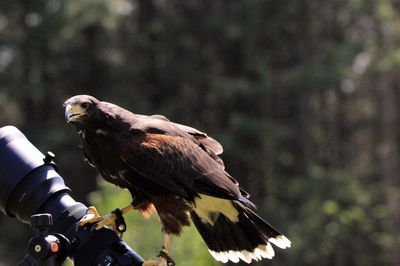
[{"xmin": 191, "ymin": 197, "xmax": 291, "ymax": 264}]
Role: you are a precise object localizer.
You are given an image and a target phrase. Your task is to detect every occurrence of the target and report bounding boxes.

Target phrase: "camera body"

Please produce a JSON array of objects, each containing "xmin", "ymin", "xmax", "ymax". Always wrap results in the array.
[{"xmin": 0, "ymin": 126, "xmax": 144, "ymax": 265}]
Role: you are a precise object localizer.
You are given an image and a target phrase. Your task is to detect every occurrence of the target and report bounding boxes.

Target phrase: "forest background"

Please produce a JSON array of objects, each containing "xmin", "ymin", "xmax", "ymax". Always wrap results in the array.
[{"xmin": 1, "ymin": 0, "xmax": 400, "ymax": 265}]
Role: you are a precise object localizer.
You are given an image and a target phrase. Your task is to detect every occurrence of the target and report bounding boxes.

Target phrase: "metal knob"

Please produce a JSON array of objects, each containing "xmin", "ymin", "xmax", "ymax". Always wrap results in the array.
[{"xmin": 30, "ymin": 213, "xmax": 53, "ymax": 233}]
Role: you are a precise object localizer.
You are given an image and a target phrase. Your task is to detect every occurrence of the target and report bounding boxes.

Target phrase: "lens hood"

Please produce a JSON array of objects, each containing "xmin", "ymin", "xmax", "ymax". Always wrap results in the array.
[{"xmin": 0, "ymin": 126, "xmax": 70, "ymax": 222}]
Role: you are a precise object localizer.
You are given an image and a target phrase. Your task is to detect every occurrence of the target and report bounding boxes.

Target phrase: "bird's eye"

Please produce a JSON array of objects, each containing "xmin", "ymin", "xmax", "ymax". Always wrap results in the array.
[{"xmin": 81, "ymin": 102, "xmax": 90, "ymax": 109}]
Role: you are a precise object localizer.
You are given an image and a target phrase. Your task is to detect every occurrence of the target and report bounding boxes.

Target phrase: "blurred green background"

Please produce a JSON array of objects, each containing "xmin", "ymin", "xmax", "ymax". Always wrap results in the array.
[{"xmin": 1, "ymin": 0, "xmax": 400, "ymax": 265}]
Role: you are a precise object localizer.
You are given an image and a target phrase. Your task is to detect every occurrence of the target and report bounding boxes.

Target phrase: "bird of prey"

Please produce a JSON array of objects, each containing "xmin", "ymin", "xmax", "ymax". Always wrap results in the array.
[{"xmin": 64, "ymin": 95, "xmax": 291, "ymax": 265}]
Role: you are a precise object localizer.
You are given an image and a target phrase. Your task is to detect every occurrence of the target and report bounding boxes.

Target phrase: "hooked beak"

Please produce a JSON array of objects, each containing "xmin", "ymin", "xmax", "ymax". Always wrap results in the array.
[{"xmin": 65, "ymin": 104, "xmax": 85, "ymax": 123}]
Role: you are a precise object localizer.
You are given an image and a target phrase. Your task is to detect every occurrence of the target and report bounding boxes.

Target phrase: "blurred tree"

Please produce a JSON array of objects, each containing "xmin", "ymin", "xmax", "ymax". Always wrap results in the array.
[{"xmin": 1, "ymin": 0, "xmax": 400, "ymax": 265}]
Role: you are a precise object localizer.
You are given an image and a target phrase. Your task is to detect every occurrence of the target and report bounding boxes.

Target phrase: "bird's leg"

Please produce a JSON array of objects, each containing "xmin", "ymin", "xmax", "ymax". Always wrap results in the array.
[
  {"xmin": 160, "ymin": 233, "xmax": 175, "ymax": 265},
  {"xmin": 94, "ymin": 204, "xmax": 133, "ymax": 231},
  {"xmin": 80, "ymin": 204, "xmax": 134, "ymax": 237},
  {"xmin": 142, "ymin": 233, "xmax": 175, "ymax": 266}
]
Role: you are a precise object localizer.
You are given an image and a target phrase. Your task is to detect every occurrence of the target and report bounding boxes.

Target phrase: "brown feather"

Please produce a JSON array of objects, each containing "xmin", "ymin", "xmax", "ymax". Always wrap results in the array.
[
  {"xmin": 152, "ymin": 195, "xmax": 192, "ymax": 235},
  {"xmin": 64, "ymin": 95, "xmax": 290, "ymax": 264},
  {"xmin": 137, "ymin": 203, "xmax": 157, "ymax": 219},
  {"xmin": 65, "ymin": 95, "xmax": 248, "ymax": 234}
]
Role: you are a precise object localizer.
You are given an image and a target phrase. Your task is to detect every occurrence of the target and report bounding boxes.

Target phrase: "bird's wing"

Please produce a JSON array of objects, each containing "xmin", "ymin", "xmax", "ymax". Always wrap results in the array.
[
  {"xmin": 99, "ymin": 103, "xmax": 240, "ymax": 200},
  {"xmin": 133, "ymin": 114, "xmax": 225, "ymax": 168},
  {"xmin": 101, "ymin": 104, "xmax": 222, "ymax": 155},
  {"xmin": 101, "ymin": 103, "xmax": 223, "ymax": 155},
  {"xmin": 149, "ymin": 114, "xmax": 224, "ymax": 155},
  {"xmin": 120, "ymin": 129, "xmax": 241, "ymax": 201}
]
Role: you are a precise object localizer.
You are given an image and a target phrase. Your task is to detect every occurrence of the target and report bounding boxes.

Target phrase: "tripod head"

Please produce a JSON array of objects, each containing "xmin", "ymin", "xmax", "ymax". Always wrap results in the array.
[
  {"xmin": 19, "ymin": 213, "xmax": 70, "ymax": 266},
  {"xmin": 0, "ymin": 126, "xmax": 144, "ymax": 266}
]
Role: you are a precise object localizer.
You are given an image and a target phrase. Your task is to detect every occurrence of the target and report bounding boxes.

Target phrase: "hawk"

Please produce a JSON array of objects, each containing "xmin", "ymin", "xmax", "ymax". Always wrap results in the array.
[{"xmin": 64, "ymin": 95, "xmax": 290, "ymax": 265}]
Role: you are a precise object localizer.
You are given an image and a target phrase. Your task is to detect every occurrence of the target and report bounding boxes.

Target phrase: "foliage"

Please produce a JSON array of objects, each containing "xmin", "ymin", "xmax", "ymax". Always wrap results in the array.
[
  {"xmin": 1, "ymin": 0, "xmax": 400, "ymax": 265},
  {"xmin": 88, "ymin": 179, "xmax": 219, "ymax": 266}
]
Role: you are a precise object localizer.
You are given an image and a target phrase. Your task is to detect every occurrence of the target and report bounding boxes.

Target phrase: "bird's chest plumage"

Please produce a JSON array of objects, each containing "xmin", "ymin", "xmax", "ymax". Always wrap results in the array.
[
  {"xmin": 79, "ymin": 127, "xmax": 154, "ymax": 194},
  {"xmin": 80, "ymin": 128, "xmax": 126, "ymax": 182}
]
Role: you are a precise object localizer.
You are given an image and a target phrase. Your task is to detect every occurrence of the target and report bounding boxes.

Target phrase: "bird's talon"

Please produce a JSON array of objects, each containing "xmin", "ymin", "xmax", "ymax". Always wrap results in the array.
[
  {"xmin": 158, "ymin": 250, "xmax": 175, "ymax": 266},
  {"xmin": 79, "ymin": 206, "xmax": 128, "ymax": 238},
  {"xmin": 112, "ymin": 208, "xmax": 127, "ymax": 234},
  {"xmin": 94, "ymin": 223, "xmax": 102, "ymax": 231},
  {"xmin": 142, "ymin": 257, "xmax": 169, "ymax": 266},
  {"xmin": 79, "ymin": 206, "xmax": 101, "ymax": 226}
]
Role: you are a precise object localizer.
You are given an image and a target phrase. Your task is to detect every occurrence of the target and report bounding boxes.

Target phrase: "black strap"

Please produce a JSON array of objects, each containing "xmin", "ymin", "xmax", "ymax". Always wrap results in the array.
[
  {"xmin": 158, "ymin": 250, "xmax": 176, "ymax": 266},
  {"xmin": 112, "ymin": 208, "xmax": 127, "ymax": 234}
]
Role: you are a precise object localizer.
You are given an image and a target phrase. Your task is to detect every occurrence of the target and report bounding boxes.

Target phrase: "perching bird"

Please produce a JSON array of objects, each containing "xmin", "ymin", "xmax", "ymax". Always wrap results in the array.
[{"xmin": 64, "ymin": 95, "xmax": 291, "ymax": 265}]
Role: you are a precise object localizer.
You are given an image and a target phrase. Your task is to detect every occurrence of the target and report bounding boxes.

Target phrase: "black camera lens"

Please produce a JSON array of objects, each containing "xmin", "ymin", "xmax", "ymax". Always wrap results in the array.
[
  {"xmin": 0, "ymin": 126, "xmax": 144, "ymax": 265},
  {"xmin": 0, "ymin": 125, "xmax": 73, "ymax": 223}
]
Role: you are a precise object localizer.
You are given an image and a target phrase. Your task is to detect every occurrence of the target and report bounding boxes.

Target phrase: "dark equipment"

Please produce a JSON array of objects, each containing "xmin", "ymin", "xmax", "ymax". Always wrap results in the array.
[{"xmin": 0, "ymin": 125, "xmax": 144, "ymax": 266}]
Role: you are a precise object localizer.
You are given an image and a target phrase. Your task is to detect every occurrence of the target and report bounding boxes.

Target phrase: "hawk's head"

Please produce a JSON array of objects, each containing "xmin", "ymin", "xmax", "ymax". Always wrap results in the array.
[{"xmin": 64, "ymin": 95, "xmax": 102, "ymax": 125}]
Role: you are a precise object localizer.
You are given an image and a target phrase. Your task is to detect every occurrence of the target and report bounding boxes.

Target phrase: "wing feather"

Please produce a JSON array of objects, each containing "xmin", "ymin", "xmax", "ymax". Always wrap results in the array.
[
  {"xmin": 149, "ymin": 114, "xmax": 224, "ymax": 155},
  {"xmin": 97, "ymin": 102, "xmax": 241, "ymax": 201},
  {"xmin": 121, "ymin": 132, "xmax": 240, "ymax": 201},
  {"xmin": 131, "ymin": 114, "xmax": 225, "ymax": 168}
]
